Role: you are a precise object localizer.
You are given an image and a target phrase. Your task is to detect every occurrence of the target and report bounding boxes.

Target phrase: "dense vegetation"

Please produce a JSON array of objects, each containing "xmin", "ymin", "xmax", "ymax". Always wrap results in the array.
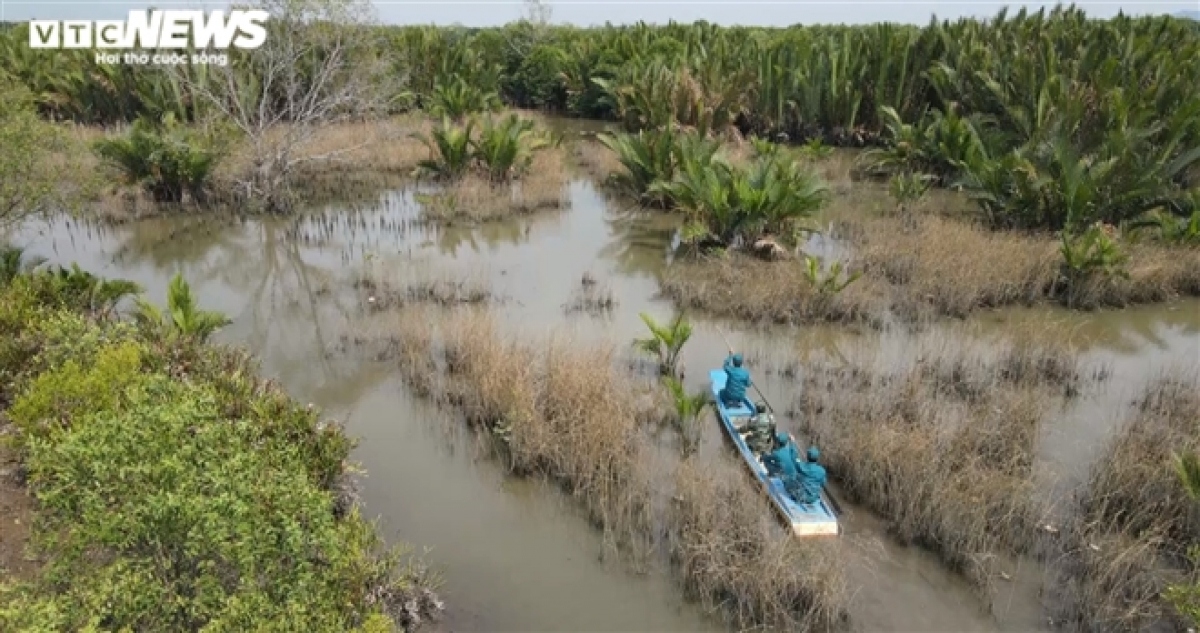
[
  {"xmin": 3, "ymin": 5, "xmax": 1197, "ymax": 234},
  {"xmin": 0, "ymin": 256, "xmax": 441, "ymax": 631},
  {"xmin": 3, "ymin": 4, "xmax": 1197, "ymax": 229}
]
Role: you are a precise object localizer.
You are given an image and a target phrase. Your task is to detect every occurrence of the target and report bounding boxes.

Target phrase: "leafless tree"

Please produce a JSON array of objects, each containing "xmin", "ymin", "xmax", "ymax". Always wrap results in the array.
[
  {"xmin": 173, "ymin": 0, "xmax": 394, "ymax": 213},
  {"xmin": 524, "ymin": 0, "xmax": 553, "ymax": 26}
]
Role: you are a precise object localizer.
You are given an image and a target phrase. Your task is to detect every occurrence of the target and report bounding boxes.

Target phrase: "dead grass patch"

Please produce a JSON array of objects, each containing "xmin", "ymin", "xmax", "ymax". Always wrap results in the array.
[
  {"xmin": 371, "ymin": 307, "xmax": 655, "ymax": 549},
  {"xmin": 572, "ymin": 139, "xmax": 625, "ymax": 183},
  {"xmin": 353, "ymin": 275, "xmax": 495, "ymax": 311},
  {"xmin": 668, "ymin": 459, "xmax": 849, "ymax": 631},
  {"xmin": 417, "ymin": 148, "xmax": 570, "ymax": 225},
  {"xmin": 1053, "ymin": 371, "xmax": 1200, "ymax": 632},
  {"xmin": 792, "ymin": 338, "xmax": 1085, "ymax": 599},
  {"xmin": 660, "ymin": 212, "xmax": 1200, "ymax": 328},
  {"xmin": 345, "ymin": 305, "xmax": 850, "ymax": 631}
]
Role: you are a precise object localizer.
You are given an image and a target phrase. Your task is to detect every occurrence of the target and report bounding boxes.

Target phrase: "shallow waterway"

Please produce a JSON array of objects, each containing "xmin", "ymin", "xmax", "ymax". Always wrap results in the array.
[{"xmin": 10, "ymin": 170, "xmax": 1199, "ymax": 631}]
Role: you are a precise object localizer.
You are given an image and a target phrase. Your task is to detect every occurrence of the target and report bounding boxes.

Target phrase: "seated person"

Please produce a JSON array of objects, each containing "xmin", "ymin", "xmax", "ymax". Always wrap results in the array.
[
  {"xmin": 718, "ymin": 353, "xmax": 753, "ymax": 411},
  {"xmin": 795, "ymin": 446, "xmax": 827, "ymax": 505},
  {"xmin": 762, "ymin": 431, "xmax": 798, "ymax": 479},
  {"xmin": 735, "ymin": 402, "xmax": 775, "ymax": 454},
  {"xmin": 764, "ymin": 434, "xmax": 827, "ymax": 505}
]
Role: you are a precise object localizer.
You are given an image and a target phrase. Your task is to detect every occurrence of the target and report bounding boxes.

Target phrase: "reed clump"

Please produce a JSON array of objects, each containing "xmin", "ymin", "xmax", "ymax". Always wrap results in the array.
[
  {"xmin": 668, "ymin": 459, "xmax": 850, "ymax": 631},
  {"xmin": 660, "ymin": 211, "xmax": 1200, "ymax": 327},
  {"xmin": 416, "ymin": 148, "xmax": 570, "ymax": 225},
  {"xmin": 377, "ymin": 307, "xmax": 655, "ymax": 549},
  {"xmin": 1053, "ymin": 371, "xmax": 1200, "ymax": 632},
  {"xmin": 348, "ymin": 305, "xmax": 851, "ymax": 631},
  {"xmin": 793, "ymin": 338, "xmax": 1089, "ymax": 598}
]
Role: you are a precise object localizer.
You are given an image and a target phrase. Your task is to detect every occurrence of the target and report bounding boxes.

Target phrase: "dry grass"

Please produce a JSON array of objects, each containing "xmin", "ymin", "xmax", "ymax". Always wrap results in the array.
[
  {"xmin": 572, "ymin": 139, "xmax": 625, "ymax": 182},
  {"xmin": 792, "ymin": 338, "xmax": 1089, "ymax": 598},
  {"xmin": 668, "ymin": 459, "xmax": 849, "ymax": 631},
  {"xmin": 660, "ymin": 212, "xmax": 1200, "ymax": 328},
  {"xmin": 369, "ymin": 307, "xmax": 655, "ymax": 549},
  {"xmin": 344, "ymin": 305, "xmax": 850, "ymax": 631},
  {"xmin": 417, "ymin": 148, "xmax": 571, "ymax": 225},
  {"xmin": 1053, "ymin": 371, "xmax": 1200, "ymax": 632}
]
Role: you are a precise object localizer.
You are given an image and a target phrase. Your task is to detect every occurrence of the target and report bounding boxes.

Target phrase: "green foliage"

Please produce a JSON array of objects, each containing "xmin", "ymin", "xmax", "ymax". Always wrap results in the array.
[
  {"xmin": 92, "ymin": 114, "xmax": 223, "ymax": 204},
  {"xmin": 428, "ymin": 75, "xmax": 502, "ymax": 121},
  {"xmin": 414, "ymin": 116, "xmax": 477, "ymax": 180},
  {"xmin": 8, "ymin": 340, "xmax": 144, "ymax": 446},
  {"xmin": 5, "ymin": 377, "xmax": 402, "ymax": 632},
  {"xmin": 632, "ymin": 311, "xmax": 692, "ymax": 378},
  {"xmin": 651, "ymin": 150, "xmax": 828, "ymax": 249},
  {"xmin": 1058, "ymin": 222, "xmax": 1129, "ymax": 300},
  {"xmin": 599, "ymin": 129, "xmax": 723, "ymax": 207},
  {"xmin": 0, "ymin": 245, "xmax": 46, "ymax": 287},
  {"xmin": 888, "ymin": 171, "xmax": 933, "ymax": 214},
  {"xmin": 0, "ymin": 264, "xmax": 441, "ymax": 631},
  {"xmin": 133, "ymin": 272, "xmax": 231, "ymax": 342},
  {"xmin": 472, "ymin": 113, "xmax": 548, "ymax": 182},
  {"xmin": 1164, "ymin": 451, "xmax": 1200, "ymax": 628},
  {"xmin": 662, "ymin": 376, "xmax": 708, "ymax": 457},
  {"xmin": 1128, "ymin": 207, "xmax": 1200, "ymax": 246},
  {"xmin": 802, "ymin": 254, "xmax": 863, "ymax": 294},
  {"xmin": 0, "ymin": 85, "xmax": 74, "ymax": 227}
]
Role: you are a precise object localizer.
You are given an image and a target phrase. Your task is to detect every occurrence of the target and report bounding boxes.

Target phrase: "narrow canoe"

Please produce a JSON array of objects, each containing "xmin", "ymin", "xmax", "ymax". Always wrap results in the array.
[{"xmin": 709, "ymin": 369, "xmax": 840, "ymax": 538}]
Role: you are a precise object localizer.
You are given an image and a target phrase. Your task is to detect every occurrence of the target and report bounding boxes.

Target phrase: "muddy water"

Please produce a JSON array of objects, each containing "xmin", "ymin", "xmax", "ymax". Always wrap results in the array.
[{"xmin": 9, "ymin": 174, "xmax": 1199, "ymax": 631}]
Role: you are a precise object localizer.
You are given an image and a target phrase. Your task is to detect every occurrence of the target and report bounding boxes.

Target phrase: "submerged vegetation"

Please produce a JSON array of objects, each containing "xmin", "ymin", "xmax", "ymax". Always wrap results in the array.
[{"xmin": 0, "ymin": 263, "xmax": 441, "ymax": 630}]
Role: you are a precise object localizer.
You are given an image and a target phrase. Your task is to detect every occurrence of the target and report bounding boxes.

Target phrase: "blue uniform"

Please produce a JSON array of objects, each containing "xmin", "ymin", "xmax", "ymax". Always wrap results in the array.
[
  {"xmin": 765, "ymin": 437, "xmax": 826, "ymax": 505},
  {"xmin": 795, "ymin": 460, "xmax": 827, "ymax": 504},
  {"xmin": 720, "ymin": 353, "xmax": 752, "ymax": 408},
  {"xmin": 763, "ymin": 437, "xmax": 798, "ymax": 478}
]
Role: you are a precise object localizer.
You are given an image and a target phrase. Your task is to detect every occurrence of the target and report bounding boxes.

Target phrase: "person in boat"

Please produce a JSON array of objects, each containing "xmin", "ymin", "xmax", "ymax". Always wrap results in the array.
[
  {"xmin": 719, "ymin": 352, "xmax": 754, "ymax": 411},
  {"xmin": 795, "ymin": 445, "xmax": 828, "ymax": 505},
  {"xmin": 763, "ymin": 433, "xmax": 826, "ymax": 505},
  {"xmin": 763, "ymin": 431, "xmax": 798, "ymax": 478},
  {"xmin": 735, "ymin": 402, "xmax": 775, "ymax": 454}
]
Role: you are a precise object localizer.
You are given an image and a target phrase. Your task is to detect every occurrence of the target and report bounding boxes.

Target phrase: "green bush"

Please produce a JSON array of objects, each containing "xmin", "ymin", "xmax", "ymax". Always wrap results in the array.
[
  {"xmin": 92, "ymin": 114, "xmax": 223, "ymax": 204},
  {"xmin": 0, "ymin": 265, "xmax": 441, "ymax": 631}
]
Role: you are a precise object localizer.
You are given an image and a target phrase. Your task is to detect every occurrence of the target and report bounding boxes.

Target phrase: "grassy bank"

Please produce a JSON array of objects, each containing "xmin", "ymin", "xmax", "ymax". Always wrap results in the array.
[
  {"xmin": 0, "ymin": 263, "xmax": 441, "ymax": 631},
  {"xmin": 345, "ymin": 305, "xmax": 849, "ymax": 631}
]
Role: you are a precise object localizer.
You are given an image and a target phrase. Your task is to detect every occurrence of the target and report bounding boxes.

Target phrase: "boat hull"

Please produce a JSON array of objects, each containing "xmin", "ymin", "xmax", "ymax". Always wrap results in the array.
[{"xmin": 709, "ymin": 369, "xmax": 840, "ymax": 537}]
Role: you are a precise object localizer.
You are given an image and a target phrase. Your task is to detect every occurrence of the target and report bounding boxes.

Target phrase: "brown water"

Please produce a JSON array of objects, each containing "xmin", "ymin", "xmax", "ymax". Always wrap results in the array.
[{"xmin": 9, "ymin": 168, "xmax": 1199, "ymax": 631}]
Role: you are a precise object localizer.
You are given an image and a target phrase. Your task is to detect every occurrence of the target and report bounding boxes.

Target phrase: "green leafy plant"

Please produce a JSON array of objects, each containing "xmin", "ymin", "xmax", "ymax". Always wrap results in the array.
[
  {"xmin": 1163, "ymin": 451, "xmax": 1200, "ymax": 628},
  {"xmin": 471, "ymin": 113, "xmax": 548, "ymax": 183},
  {"xmin": 92, "ymin": 113, "xmax": 222, "ymax": 204},
  {"xmin": 802, "ymin": 254, "xmax": 863, "ymax": 294},
  {"xmin": 652, "ymin": 152, "xmax": 827, "ymax": 249},
  {"xmin": 663, "ymin": 376, "xmax": 708, "ymax": 457},
  {"xmin": 412, "ymin": 116, "xmax": 477, "ymax": 181},
  {"xmin": 0, "ymin": 245, "xmax": 47, "ymax": 287},
  {"xmin": 428, "ymin": 75, "xmax": 502, "ymax": 121},
  {"xmin": 888, "ymin": 171, "xmax": 932, "ymax": 214},
  {"xmin": 1059, "ymin": 222, "xmax": 1130, "ymax": 288},
  {"xmin": 632, "ymin": 311, "xmax": 692, "ymax": 377},
  {"xmin": 133, "ymin": 272, "xmax": 230, "ymax": 342}
]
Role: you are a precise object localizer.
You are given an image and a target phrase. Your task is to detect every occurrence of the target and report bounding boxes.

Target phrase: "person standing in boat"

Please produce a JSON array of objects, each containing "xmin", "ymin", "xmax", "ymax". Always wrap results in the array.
[
  {"xmin": 719, "ymin": 352, "xmax": 754, "ymax": 411},
  {"xmin": 736, "ymin": 402, "xmax": 775, "ymax": 454}
]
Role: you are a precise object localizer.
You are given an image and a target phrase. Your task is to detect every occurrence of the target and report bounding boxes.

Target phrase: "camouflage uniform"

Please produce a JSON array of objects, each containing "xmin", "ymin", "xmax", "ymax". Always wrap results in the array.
[{"xmin": 737, "ymin": 412, "xmax": 775, "ymax": 454}]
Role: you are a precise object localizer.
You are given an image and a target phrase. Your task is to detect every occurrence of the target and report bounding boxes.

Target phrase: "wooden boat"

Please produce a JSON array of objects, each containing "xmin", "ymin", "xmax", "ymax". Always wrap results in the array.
[{"xmin": 709, "ymin": 369, "xmax": 840, "ymax": 537}]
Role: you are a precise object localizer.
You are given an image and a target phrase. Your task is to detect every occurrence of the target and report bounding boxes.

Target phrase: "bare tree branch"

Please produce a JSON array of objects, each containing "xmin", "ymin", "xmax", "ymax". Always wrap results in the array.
[{"xmin": 169, "ymin": 0, "xmax": 393, "ymax": 213}]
